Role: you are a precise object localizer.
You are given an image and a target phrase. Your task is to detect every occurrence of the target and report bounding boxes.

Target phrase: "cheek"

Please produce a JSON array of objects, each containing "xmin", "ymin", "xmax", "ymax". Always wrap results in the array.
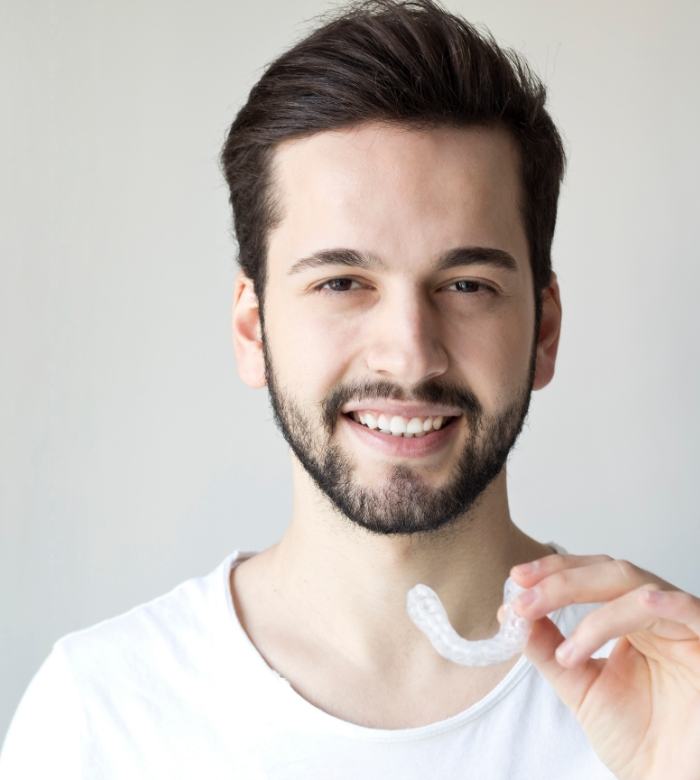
[
  {"xmin": 265, "ymin": 285, "xmax": 534, "ymax": 409},
  {"xmin": 493, "ymin": 317, "xmax": 536, "ymax": 402},
  {"xmin": 449, "ymin": 308, "xmax": 534, "ymax": 411},
  {"xmin": 264, "ymin": 297, "xmax": 356, "ymax": 387}
]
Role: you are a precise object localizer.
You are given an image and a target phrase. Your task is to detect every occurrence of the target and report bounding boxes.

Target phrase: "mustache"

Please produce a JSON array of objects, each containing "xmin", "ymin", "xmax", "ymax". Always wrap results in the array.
[{"xmin": 323, "ymin": 379, "xmax": 482, "ymax": 431}]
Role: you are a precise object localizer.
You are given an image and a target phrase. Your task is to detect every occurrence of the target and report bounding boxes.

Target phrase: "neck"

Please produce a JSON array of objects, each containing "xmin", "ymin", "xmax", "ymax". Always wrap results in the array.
[{"xmin": 264, "ymin": 457, "xmax": 551, "ymax": 676}]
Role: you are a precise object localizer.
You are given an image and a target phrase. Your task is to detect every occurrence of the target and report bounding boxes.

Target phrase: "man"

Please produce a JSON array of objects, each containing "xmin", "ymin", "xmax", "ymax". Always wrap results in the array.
[{"xmin": 2, "ymin": 1, "xmax": 698, "ymax": 778}]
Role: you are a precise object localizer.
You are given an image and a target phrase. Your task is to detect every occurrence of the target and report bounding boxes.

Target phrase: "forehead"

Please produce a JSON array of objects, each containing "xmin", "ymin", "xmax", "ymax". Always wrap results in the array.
[{"xmin": 266, "ymin": 121, "xmax": 528, "ymax": 275}]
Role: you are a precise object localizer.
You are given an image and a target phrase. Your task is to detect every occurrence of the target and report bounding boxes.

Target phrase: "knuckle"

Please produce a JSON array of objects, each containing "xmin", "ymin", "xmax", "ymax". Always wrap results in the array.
[
  {"xmin": 556, "ymin": 568, "xmax": 576, "ymax": 588},
  {"xmin": 613, "ymin": 559, "xmax": 638, "ymax": 582},
  {"xmin": 639, "ymin": 581, "xmax": 663, "ymax": 592}
]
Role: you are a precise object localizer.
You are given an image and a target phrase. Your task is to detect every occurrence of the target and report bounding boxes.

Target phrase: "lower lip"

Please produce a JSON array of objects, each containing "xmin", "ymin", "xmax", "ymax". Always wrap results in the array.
[{"xmin": 341, "ymin": 414, "xmax": 462, "ymax": 458}]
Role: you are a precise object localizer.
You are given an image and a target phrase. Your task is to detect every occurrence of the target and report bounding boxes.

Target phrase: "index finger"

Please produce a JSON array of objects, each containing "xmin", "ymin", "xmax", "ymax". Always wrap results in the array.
[{"xmin": 510, "ymin": 553, "xmax": 616, "ymax": 583}]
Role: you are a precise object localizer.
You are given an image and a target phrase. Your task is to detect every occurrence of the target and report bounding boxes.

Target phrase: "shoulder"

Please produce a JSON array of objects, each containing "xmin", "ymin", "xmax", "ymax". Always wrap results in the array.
[
  {"xmin": 0, "ymin": 553, "xmax": 241, "ymax": 774},
  {"xmin": 56, "ymin": 554, "xmax": 236, "ymax": 682}
]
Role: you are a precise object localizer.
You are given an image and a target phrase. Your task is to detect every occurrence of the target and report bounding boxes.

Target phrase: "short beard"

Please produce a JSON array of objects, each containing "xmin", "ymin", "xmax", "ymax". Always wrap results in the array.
[{"xmin": 261, "ymin": 332, "xmax": 536, "ymax": 538}]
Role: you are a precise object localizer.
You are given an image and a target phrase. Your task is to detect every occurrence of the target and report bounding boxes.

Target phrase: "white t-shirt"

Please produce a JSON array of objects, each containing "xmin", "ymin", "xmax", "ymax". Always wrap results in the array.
[{"xmin": 1, "ymin": 545, "xmax": 617, "ymax": 779}]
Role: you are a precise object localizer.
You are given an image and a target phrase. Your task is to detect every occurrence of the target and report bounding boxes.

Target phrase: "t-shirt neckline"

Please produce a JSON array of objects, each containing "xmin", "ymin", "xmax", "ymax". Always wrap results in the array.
[{"xmin": 217, "ymin": 544, "xmax": 565, "ymax": 742}]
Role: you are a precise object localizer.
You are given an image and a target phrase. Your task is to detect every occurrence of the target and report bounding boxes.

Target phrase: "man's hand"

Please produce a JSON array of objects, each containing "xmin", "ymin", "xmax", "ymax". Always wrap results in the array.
[{"xmin": 505, "ymin": 553, "xmax": 700, "ymax": 780}]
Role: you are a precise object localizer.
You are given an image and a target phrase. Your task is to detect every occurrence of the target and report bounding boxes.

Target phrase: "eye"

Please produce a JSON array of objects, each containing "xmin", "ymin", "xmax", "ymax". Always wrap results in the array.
[
  {"xmin": 313, "ymin": 277, "xmax": 496, "ymax": 296},
  {"xmin": 315, "ymin": 277, "xmax": 364, "ymax": 293},
  {"xmin": 445, "ymin": 280, "xmax": 495, "ymax": 295}
]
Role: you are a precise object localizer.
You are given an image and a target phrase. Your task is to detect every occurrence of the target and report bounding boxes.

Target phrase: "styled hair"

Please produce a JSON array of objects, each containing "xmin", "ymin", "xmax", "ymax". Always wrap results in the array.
[{"xmin": 220, "ymin": 0, "xmax": 566, "ymax": 328}]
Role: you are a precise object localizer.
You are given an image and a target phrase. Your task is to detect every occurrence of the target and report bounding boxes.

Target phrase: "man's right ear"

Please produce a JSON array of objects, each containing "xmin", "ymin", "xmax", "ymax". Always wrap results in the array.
[{"xmin": 231, "ymin": 272, "xmax": 266, "ymax": 389}]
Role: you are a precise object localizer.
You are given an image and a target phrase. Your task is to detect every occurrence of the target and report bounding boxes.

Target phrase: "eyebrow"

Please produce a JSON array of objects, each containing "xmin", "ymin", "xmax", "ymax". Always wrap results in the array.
[{"xmin": 287, "ymin": 246, "xmax": 519, "ymax": 276}]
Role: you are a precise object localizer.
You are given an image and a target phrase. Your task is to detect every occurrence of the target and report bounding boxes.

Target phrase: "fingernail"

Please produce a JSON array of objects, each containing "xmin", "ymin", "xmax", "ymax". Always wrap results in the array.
[
  {"xmin": 512, "ymin": 560, "xmax": 538, "ymax": 576},
  {"xmin": 556, "ymin": 639, "xmax": 576, "ymax": 664},
  {"xmin": 516, "ymin": 588, "xmax": 538, "ymax": 607}
]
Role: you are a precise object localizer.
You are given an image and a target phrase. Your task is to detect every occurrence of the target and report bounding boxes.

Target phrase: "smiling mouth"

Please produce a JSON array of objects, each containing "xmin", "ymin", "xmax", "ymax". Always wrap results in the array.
[{"xmin": 341, "ymin": 411, "xmax": 460, "ymax": 438}]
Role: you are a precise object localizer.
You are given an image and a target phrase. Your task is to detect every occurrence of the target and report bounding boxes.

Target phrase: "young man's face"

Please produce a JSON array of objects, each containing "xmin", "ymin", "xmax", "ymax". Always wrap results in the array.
[{"xmin": 236, "ymin": 122, "xmax": 559, "ymax": 536}]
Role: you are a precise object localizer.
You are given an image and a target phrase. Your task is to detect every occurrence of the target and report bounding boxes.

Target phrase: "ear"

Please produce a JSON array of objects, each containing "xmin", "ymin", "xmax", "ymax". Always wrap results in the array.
[
  {"xmin": 532, "ymin": 271, "xmax": 562, "ymax": 391},
  {"xmin": 232, "ymin": 271, "xmax": 266, "ymax": 388}
]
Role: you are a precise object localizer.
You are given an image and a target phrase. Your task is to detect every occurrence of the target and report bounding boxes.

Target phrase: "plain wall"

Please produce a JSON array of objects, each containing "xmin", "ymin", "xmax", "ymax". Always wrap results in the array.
[{"xmin": 2, "ymin": 0, "xmax": 699, "ymax": 738}]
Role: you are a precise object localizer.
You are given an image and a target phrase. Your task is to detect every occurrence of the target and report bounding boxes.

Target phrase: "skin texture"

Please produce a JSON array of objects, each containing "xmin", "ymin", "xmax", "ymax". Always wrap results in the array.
[
  {"xmin": 507, "ymin": 554, "xmax": 700, "ymax": 780},
  {"xmin": 231, "ymin": 122, "xmax": 560, "ymax": 726},
  {"xmin": 260, "ymin": 290, "xmax": 538, "ymax": 537},
  {"xmin": 232, "ymin": 120, "xmax": 700, "ymax": 775}
]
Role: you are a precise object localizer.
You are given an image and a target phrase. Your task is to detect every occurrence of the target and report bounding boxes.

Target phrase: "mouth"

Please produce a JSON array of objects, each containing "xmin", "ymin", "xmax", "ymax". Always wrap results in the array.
[
  {"xmin": 341, "ymin": 411, "xmax": 460, "ymax": 437},
  {"xmin": 340, "ymin": 411, "xmax": 462, "ymax": 458}
]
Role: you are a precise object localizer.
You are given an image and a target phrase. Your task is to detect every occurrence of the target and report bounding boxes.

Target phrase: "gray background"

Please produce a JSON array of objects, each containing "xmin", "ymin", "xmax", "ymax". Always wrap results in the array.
[{"xmin": 2, "ymin": 0, "xmax": 699, "ymax": 738}]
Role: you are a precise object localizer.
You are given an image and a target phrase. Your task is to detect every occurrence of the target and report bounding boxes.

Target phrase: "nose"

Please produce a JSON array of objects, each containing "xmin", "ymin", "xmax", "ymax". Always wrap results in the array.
[{"xmin": 364, "ymin": 286, "xmax": 449, "ymax": 384}]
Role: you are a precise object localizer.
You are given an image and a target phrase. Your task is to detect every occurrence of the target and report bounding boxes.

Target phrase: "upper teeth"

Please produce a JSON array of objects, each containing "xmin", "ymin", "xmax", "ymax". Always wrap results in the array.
[{"xmin": 350, "ymin": 412, "xmax": 453, "ymax": 437}]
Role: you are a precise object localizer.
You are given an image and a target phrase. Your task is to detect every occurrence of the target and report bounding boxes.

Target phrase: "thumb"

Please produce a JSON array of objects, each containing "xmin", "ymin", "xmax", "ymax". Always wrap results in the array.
[{"xmin": 522, "ymin": 616, "xmax": 604, "ymax": 716}]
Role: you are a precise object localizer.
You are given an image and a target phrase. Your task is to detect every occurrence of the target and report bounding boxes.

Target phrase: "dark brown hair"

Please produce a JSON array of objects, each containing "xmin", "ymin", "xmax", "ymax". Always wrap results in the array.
[{"xmin": 220, "ymin": 0, "xmax": 566, "ymax": 329}]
